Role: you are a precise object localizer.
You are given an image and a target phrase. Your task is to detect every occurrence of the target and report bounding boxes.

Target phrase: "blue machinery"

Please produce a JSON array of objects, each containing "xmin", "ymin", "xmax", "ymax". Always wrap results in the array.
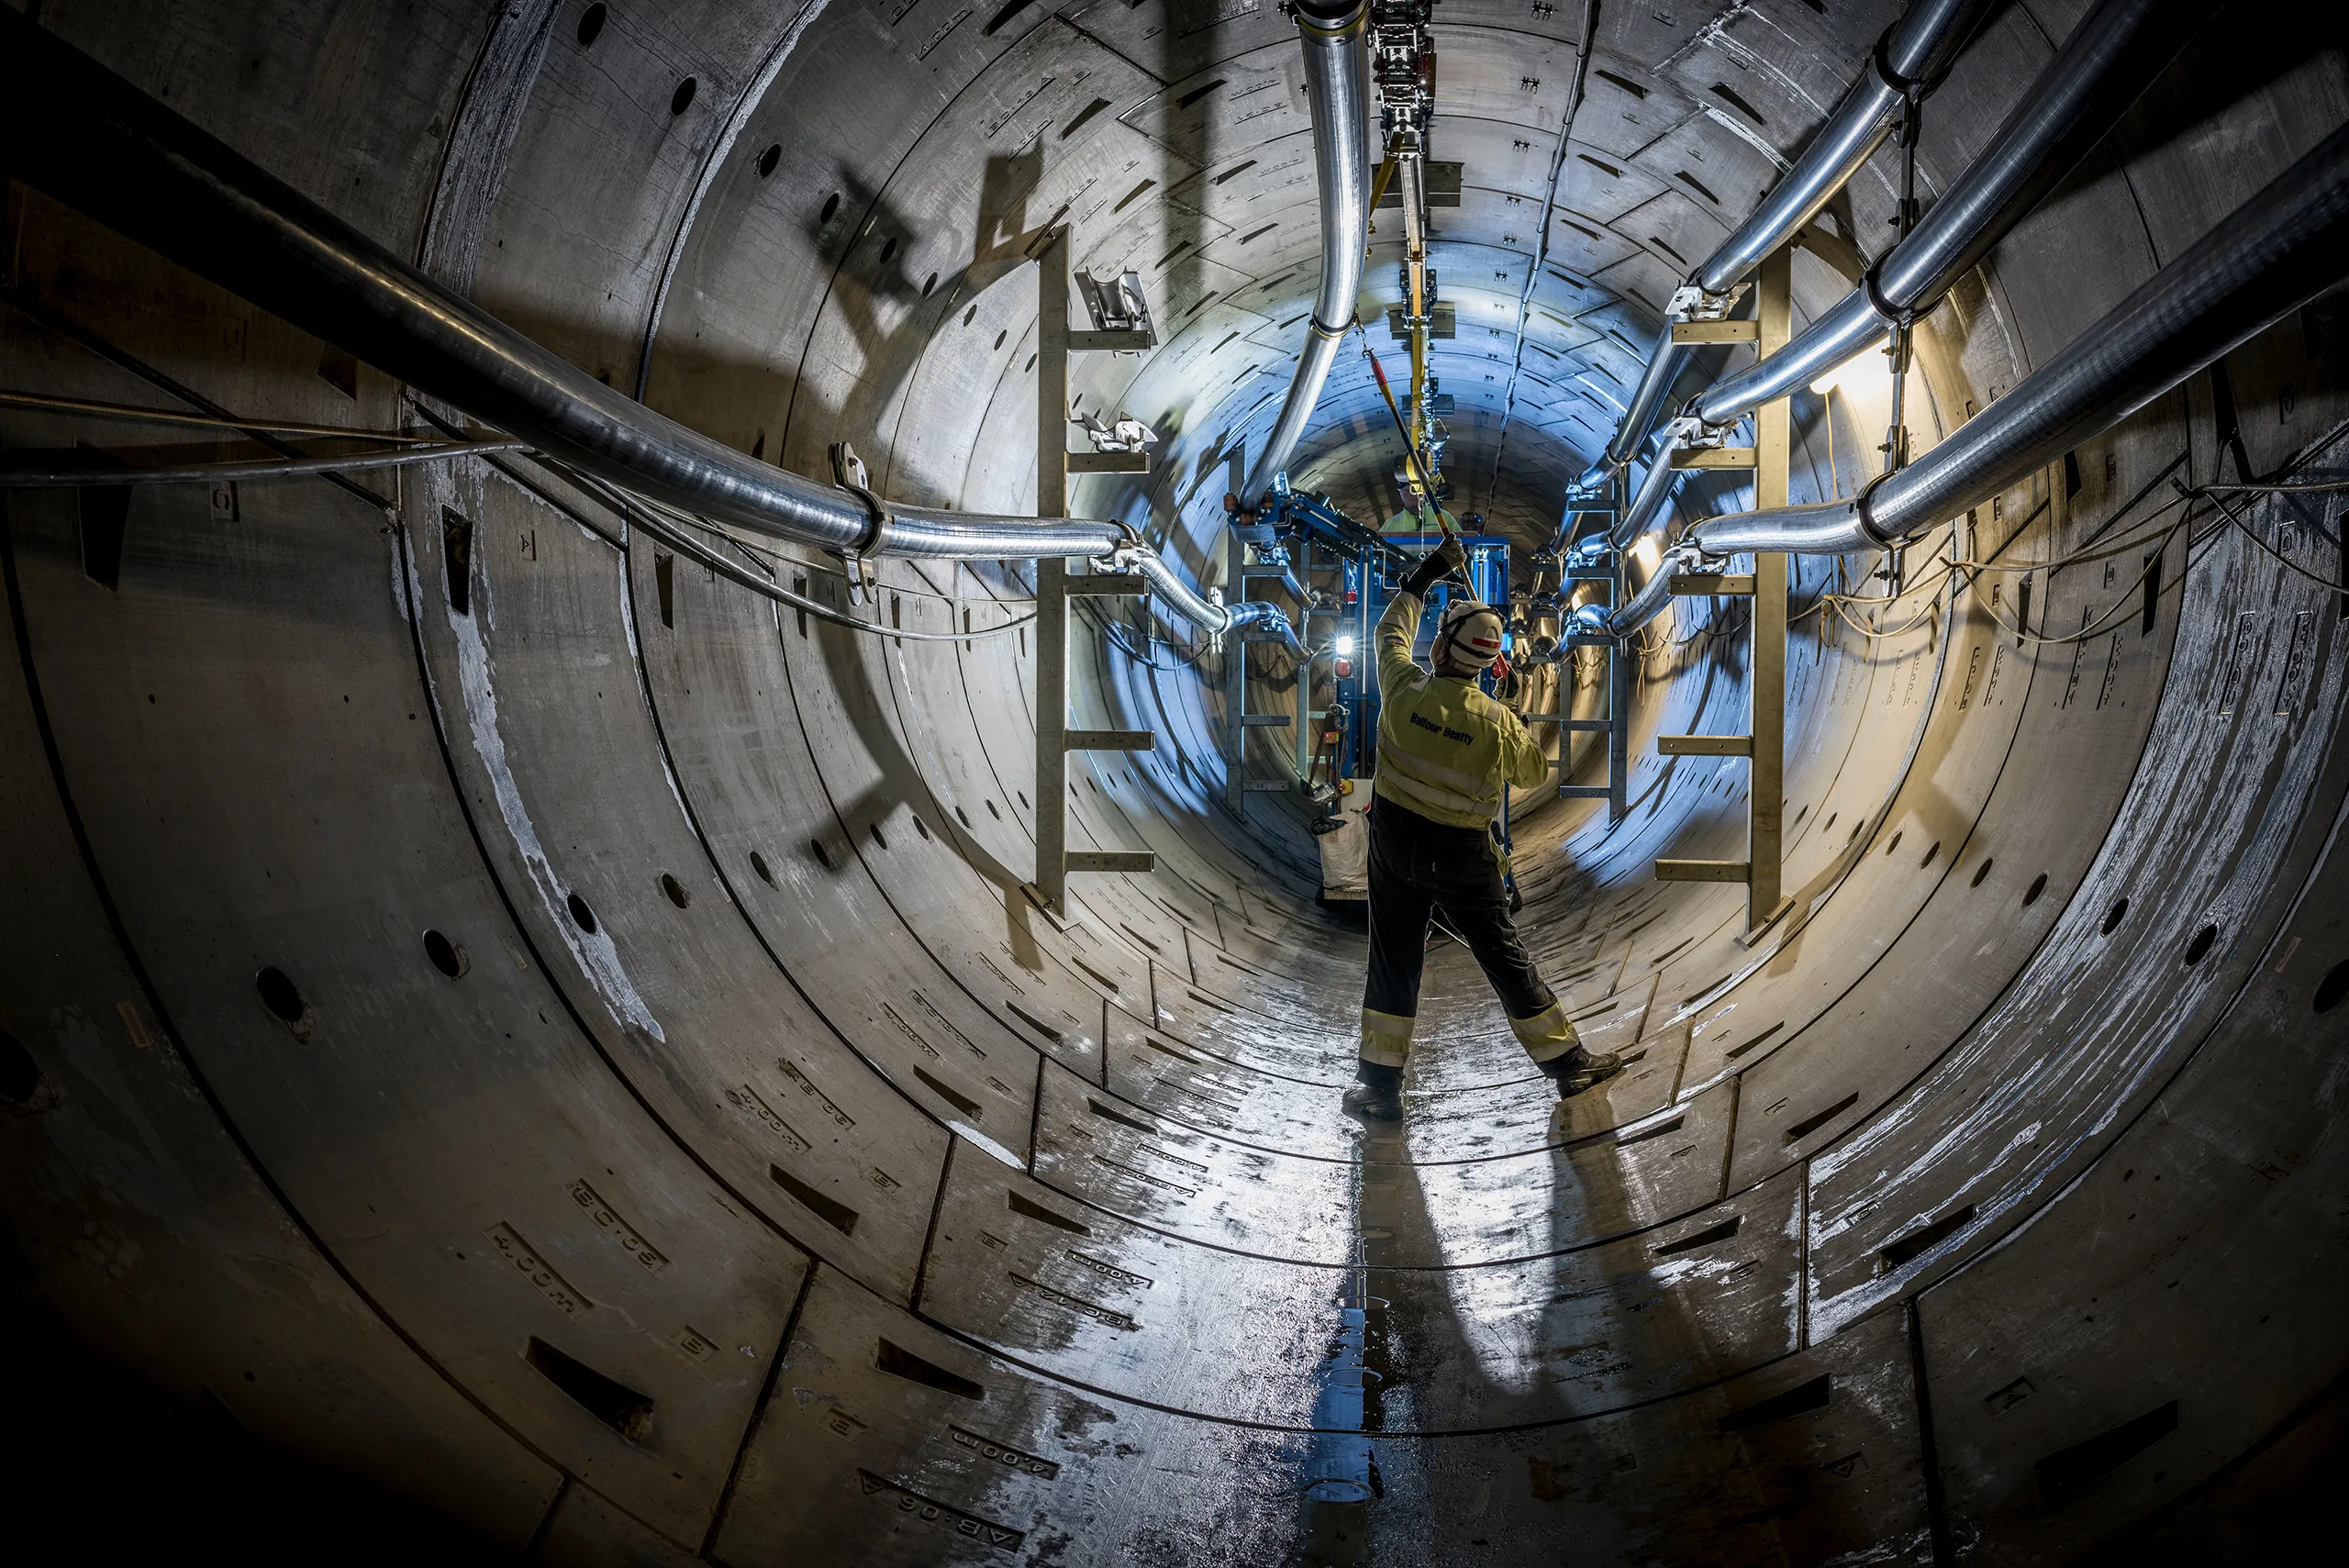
[{"xmin": 1219, "ymin": 481, "xmax": 1513, "ymax": 808}]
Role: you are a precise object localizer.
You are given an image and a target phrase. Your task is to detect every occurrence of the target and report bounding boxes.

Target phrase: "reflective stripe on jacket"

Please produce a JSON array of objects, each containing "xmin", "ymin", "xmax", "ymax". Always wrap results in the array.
[{"xmin": 1371, "ymin": 589, "xmax": 1547, "ymax": 829}]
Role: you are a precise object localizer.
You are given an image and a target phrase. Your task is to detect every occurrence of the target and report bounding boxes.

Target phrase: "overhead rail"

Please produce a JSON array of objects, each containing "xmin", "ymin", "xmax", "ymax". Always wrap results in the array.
[
  {"xmin": 0, "ymin": 13, "xmax": 1286, "ymax": 641},
  {"xmin": 1599, "ymin": 0, "xmax": 2210, "ymax": 560},
  {"xmin": 1236, "ymin": 0, "xmax": 1373, "ymax": 510},
  {"xmin": 1690, "ymin": 122, "xmax": 2349, "ymax": 561},
  {"xmin": 1589, "ymin": 0, "xmax": 1992, "ymax": 487}
]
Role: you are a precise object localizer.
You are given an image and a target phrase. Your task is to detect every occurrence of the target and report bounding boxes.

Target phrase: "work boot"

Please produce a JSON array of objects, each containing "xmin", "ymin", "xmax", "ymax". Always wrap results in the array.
[
  {"xmin": 1542, "ymin": 1048, "xmax": 1624, "ymax": 1099},
  {"xmin": 1341, "ymin": 1060, "xmax": 1405, "ymax": 1123}
]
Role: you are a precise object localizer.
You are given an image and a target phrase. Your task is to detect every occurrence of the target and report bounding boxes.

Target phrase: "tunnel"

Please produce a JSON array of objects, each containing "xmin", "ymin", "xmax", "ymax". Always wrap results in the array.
[{"xmin": 2, "ymin": 0, "xmax": 2345, "ymax": 1562}]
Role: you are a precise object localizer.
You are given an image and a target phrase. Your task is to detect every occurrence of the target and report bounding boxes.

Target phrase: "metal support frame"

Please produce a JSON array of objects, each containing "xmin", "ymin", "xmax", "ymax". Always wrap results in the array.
[
  {"xmin": 1653, "ymin": 245, "xmax": 1789, "ymax": 929},
  {"xmin": 1550, "ymin": 478, "xmax": 1630, "ymax": 818},
  {"xmin": 1032, "ymin": 228, "xmax": 1157, "ymax": 915},
  {"xmin": 1222, "ymin": 523, "xmax": 1302, "ymax": 808}
]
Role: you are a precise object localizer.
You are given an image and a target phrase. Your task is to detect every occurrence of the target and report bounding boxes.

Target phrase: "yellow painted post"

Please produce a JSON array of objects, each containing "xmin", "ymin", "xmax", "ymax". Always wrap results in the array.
[{"xmin": 1750, "ymin": 246, "xmax": 1791, "ymax": 929}]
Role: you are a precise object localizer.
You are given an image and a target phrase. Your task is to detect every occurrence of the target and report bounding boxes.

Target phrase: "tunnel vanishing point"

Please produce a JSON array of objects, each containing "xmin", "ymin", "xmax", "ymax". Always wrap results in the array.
[{"xmin": 2, "ymin": 0, "xmax": 2345, "ymax": 1562}]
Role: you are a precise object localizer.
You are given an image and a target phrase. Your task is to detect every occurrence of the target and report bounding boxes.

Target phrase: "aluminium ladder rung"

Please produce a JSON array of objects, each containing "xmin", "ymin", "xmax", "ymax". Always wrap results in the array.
[
  {"xmin": 1655, "ymin": 859, "xmax": 1751, "ymax": 884},
  {"xmin": 1239, "ymin": 714, "xmax": 1291, "ymax": 728},
  {"xmin": 1065, "ymin": 450, "xmax": 1152, "ymax": 473},
  {"xmin": 1672, "ymin": 446, "xmax": 1758, "ymax": 470},
  {"xmin": 1066, "ymin": 573, "xmax": 1151, "ymax": 596},
  {"xmin": 1670, "ymin": 573, "xmax": 1754, "ymax": 595},
  {"xmin": 1064, "ymin": 728, "xmax": 1155, "ymax": 751},
  {"xmin": 1065, "ymin": 851, "xmax": 1156, "ymax": 873},
  {"xmin": 1557, "ymin": 784, "xmax": 1612, "ymax": 799},
  {"xmin": 1066, "ymin": 329, "xmax": 1155, "ymax": 352},
  {"xmin": 1241, "ymin": 779, "xmax": 1294, "ymax": 793},
  {"xmin": 1563, "ymin": 567, "xmax": 1616, "ymax": 582},
  {"xmin": 1657, "ymin": 733, "xmax": 1752, "ymax": 757},
  {"xmin": 1669, "ymin": 319, "xmax": 1760, "ymax": 344}
]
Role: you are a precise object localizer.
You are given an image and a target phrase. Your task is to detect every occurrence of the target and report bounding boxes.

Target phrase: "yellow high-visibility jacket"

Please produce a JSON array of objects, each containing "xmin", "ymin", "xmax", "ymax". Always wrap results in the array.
[
  {"xmin": 1371, "ymin": 589, "xmax": 1547, "ymax": 828},
  {"xmin": 1378, "ymin": 505, "xmax": 1460, "ymax": 537}
]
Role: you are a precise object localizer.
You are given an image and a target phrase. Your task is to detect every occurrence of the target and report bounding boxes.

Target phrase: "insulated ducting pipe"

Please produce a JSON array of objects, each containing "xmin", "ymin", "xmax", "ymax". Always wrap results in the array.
[
  {"xmin": 1606, "ymin": 542, "xmax": 1705, "ymax": 635},
  {"xmin": 1694, "ymin": 122, "xmax": 2349, "ymax": 559},
  {"xmin": 1695, "ymin": 0, "xmax": 2205, "ymax": 430},
  {"xmin": 0, "ymin": 15, "xmax": 1278, "ymax": 632},
  {"xmin": 1237, "ymin": 0, "xmax": 1371, "ymax": 509},
  {"xmin": 1596, "ymin": 0, "xmax": 1991, "ymax": 478},
  {"xmin": 1609, "ymin": 434, "xmax": 1687, "ymax": 549}
]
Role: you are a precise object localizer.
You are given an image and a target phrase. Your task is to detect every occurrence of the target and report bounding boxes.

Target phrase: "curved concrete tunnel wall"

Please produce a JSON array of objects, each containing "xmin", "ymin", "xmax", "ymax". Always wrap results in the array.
[{"xmin": 2, "ymin": 0, "xmax": 2345, "ymax": 1562}]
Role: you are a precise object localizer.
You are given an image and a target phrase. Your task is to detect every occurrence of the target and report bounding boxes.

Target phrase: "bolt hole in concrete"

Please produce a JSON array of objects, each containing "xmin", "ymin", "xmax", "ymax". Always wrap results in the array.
[
  {"xmin": 661, "ymin": 873, "xmax": 691, "ymax": 909},
  {"xmin": 1920, "ymin": 840, "xmax": 1941, "ymax": 868},
  {"xmin": 2022, "ymin": 871, "xmax": 2048, "ymax": 906},
  {"xmin": 2314, "ymin": 959, "xmax": 2349, "ymax": 1014},
  {"xmin": 2184, "ymin": 924, "xmax": 2218, "ymax": 965},
  {"xmin": 751, "ymin": 850, "xmax": 775, "ymax": 885},
  {"xmin": 566, "ymin": 892, "xmax": 597, "ymax": 934},
  {"xmin": 669, "ymin": 77, "xmax": 696, "ymax": 116},
  {"xmin": 1971, "ymin": 857, "xmax": 1995, "ymax": 888},
  {"xmin": 819, "ymin": 191, "xmax": 840, "ymax": 224},
  {"xmin": 809, "ymin": 838, "xmax": 834, "ymax": 870},
  {"xmin": 524, "ymin": 1337, "xmax": 653, "ymax": 1441},
  {"xmin": 253, "ymin": 966, "xmax": 306, "ymax": 1024},
  {"xmin": 0, "ymin": 1030, "xmax": 37, "ymax": 1101},
  {"xmin": 912, "ymin": 815, "xmax": 932, "ymax": 841},
  {"xmin": 956, "ymin": 806, "xmax": 973, "ymax": 828},
  {"xmin": 575, "ymin": 2, "xmax": 605, "ymax": 47},
  {"xmin": 2101, "ymin": 897, "xmax": 2130, "ymax": 937},
  {"xmin": 755, "ymin": 143, "xmax": 779, "ymax": 178},
  {"xmin": 422, "ymin": 929, "xmax": 467, "ymax": 978},
  {"xmin": 870, "ymin": 824, "xmax": 888, "ymax": 851},
  {"xmin": 985, "ymin": 799, "xmax": 1001, "ymax": 819},
  {"xmin": 1884, "ymin": 829, "xmax": 1902, "ymax": 856}
]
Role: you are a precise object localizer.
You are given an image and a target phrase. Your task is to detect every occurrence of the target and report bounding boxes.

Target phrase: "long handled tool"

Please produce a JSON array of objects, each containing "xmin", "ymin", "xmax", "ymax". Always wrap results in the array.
[{"xmin": 1355, "ymin": 328, "xmax": 1454, "ymax": 543}]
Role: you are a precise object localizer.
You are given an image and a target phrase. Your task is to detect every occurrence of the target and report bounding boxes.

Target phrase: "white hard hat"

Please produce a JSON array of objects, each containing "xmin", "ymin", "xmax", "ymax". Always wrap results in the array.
[{"xmin": 1432, "ymin": 600, "xmax": 1506, "ymax": 672}]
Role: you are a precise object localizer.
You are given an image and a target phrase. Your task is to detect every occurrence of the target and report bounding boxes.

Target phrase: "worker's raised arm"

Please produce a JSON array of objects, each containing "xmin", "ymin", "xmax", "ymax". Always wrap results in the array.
[
  {"xmin": 1381, "ymin": 540, "xmax": 1465, "ymax": 696},
  {"xmin": 1496, "ymin": 706, "xmax": 1550, "ymax": 791},
  {"xmin": 1374, "ymin": 591, "xmax": 1421, "ymax": 698}
]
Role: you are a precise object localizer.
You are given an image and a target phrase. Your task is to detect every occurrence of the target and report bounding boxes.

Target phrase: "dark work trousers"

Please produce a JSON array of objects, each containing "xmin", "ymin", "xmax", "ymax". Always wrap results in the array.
[{"xmin": 1360, "ymin": 796, "xmax": 1559, "ymax": 1066}]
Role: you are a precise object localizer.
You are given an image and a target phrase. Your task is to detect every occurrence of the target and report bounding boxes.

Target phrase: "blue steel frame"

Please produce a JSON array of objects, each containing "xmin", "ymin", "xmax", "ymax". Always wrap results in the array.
[{"xmin": 1252, "ymin": 481, "xmax": 1510, "ymax": 784}]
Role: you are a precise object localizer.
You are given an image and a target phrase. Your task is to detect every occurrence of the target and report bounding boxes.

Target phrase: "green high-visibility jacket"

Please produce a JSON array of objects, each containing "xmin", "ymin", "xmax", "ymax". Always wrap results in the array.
[{"xmin": 1371, "ymin": 588, "xmax": 1546, "ymax": 829}]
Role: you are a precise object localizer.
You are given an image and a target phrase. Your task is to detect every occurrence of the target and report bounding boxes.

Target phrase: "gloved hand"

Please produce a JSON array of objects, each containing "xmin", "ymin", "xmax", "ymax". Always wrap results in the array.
[{"xmin": 1398, "ymin": 536, "xmax": 1466, "ymax": 598}]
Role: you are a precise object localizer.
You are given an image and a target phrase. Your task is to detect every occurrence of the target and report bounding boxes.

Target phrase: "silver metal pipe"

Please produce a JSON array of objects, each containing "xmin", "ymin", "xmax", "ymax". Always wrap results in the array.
[
  {"xmin": 1694, "ymin": 123, "xmax": 2349, "ymax": 557},
  {"xmin": 1607, "ymin": 542, "xmax": 1705, "ymax": 636},
  {"xmin": 1607, "ymin": 425, "xmax": 1690, "ymax": 548},
  {"xmin": 0, "ymin": 13, "xmax": 1285, "ymax": 635},
  {"xmin": 1239, "ymin": 0, "xmax": 1371, "ymax": 508},
  {"xmin": 1596, "ymin": 0, "xmax": 1991, "ymax": 475},
  {"xmin": 1697, "ymin": 0, "xmax": 2205, "ymax": 428}
]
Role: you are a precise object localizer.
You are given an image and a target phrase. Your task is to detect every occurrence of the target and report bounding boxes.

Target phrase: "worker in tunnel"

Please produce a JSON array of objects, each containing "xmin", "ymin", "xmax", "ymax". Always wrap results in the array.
[
  {"xmin": 1344, "ymin": 537, "xmax": 1625, "ymax": 1123},
  {"xmin": 1377, "ymin": 460, "xmax": 1460, "ymax": 536}
]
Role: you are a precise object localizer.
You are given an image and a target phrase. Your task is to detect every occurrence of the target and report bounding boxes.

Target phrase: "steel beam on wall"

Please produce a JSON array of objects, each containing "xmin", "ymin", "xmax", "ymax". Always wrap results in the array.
[
  {"xmin": 1032, "ymin": 228, "xmax": 1155, "ymax": 916},
  {"xmin": 1654, "ymin": 244, "xmax": 1790, "ymax": 928}
]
